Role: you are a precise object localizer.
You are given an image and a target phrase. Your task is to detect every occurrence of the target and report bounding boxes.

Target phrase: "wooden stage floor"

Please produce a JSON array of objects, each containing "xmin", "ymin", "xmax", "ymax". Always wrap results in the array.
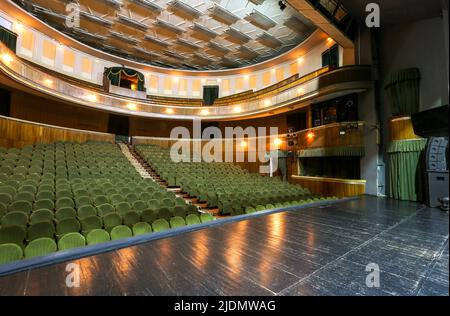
[{"xmin": 0, "ymin": 196, "xmax": 448, "ymax": 296}]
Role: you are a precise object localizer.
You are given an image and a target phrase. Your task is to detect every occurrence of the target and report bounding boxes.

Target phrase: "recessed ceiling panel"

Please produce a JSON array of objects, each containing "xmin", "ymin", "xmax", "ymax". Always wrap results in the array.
[{"xmin": 13, "ymin": 0, "xmax": 316, "ymax": 70}]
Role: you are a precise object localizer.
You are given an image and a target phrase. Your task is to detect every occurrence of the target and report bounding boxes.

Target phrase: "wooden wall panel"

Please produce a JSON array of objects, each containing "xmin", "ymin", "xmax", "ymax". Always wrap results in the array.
[
  {"xmin": 217, "ymin": 113, "xmax": 288, "ymax": 135},
  {"xmin": 290, "ymin": 175, "xmax": 366, "ymax": 197},
  {"xmin": 129, "ymin": 117, "xmax": 194, "ymax": 137},
  {"xmin": 296, "ymin": 121, "xmax": 365, "ymax": 149},
  {"xmin": 389, "ymin": 116, "xmax": 421, "ymax": 141},
  {"xmin": 0, "ymin": 115, "xmax": 114, "ymax": 148},
  {"xmin": 9, "ymin": 91, "xmax": 109, "ymax": 133}
]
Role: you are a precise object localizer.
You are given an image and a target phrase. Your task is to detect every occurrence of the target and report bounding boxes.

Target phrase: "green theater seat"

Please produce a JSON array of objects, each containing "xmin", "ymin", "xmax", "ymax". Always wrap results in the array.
[
  {"xmin": 0, "ymin": 243, "xmax": 23, "ymax": 264},
  {"xmin": 152, "ymin": 218, "xmax": 170, "ymax": 233},
  {"xmin": 58, "ymin": 233, "xmax": 86, "ymax": 251},
  {"xmin": 24, "ymin": 238, "xmax": 57, "ymax": 259},
  {"xmin": 86, "ymin": 229, "xmax": 111, "ymax": 245},
  {"xmin": 132, "ymin": 222, "xmax": 152, "ymax": 236},
  {"xmin": 110, "ymin": 225, "xmax": 132, "ymax": 240}
]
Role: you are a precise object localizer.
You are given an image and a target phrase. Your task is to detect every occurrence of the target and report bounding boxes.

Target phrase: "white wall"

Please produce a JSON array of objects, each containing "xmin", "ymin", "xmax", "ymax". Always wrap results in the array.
[{"xmin": 379, "ymin": 16, "xmax": 449, "ymax": 113}]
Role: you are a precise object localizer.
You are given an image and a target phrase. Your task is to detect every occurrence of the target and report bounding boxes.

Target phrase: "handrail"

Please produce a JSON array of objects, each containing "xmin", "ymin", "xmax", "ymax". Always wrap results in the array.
[{"xmin": 0, "ymin": 40, "xmax": 372, "ymax": 120}]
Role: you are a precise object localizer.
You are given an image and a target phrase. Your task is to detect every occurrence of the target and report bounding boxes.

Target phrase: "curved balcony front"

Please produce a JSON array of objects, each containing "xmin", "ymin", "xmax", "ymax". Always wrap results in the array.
[{"xmin": 0, "ymin": 42, "xmax": 373, "ymax": 120}]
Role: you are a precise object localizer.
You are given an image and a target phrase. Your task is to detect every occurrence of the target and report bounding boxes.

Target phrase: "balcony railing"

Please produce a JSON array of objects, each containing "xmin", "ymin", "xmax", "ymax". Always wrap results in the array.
[{"xmin": 0, "ymin": 41, "xmax": 372, "ymax": 120}]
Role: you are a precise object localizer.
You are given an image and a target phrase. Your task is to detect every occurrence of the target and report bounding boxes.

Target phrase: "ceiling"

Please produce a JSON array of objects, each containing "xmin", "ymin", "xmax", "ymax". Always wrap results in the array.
[
  {"xmin": 13, "ymin": 0, "xmax": 317, "ymax": 70},
  {"xmin": 339, "ymin": 0, "xmax": 444, "ymax": 26}
]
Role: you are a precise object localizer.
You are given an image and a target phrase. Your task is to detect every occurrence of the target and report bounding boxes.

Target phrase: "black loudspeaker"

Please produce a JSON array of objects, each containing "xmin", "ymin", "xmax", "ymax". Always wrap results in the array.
[
  {"xmin": 424, "ymin": 137, "xmax": 449, "ymax": 208},
  {"xmin": 411, "ymin": 105, "xmax": 449, "ymax": 138},
  {"xmin": 425, "ymin": 137, "xmax": 448, "ymax": 171}
]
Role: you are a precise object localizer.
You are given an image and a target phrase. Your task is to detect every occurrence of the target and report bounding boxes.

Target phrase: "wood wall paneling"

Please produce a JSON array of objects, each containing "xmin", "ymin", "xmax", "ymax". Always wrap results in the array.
[
  {"xmin": 290, "ymin": 175, "xmax": 366, "ymax": 197},
  {"xmin": 389, "ymin": 116, "xmax": 421, "ymax": 141},
  {"xmin": 296, "ymin": 122, "xmax": 365, "ymax": 149},
  {"xmin": 0, "ymin": 115, "xmax": 114, "ymax": 148},
  {"xmin": 9, "ymin": 91, "xmax": 110, "ymax": 133}
]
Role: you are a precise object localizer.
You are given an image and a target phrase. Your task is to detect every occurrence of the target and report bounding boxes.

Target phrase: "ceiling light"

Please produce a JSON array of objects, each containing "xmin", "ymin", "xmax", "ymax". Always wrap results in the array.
[
  {"xmin": 168, "ymin": 0, "xmax": 202, "ymax": 19},
  {"xmin": 264, "ymin": 99, "xmax": 271, "ymax": 106},
  {"xmin": 234, "ymin": 106, "xmax": 241, "ymax": 113},
  {"xmin": 257, "ymin": 32, "xmax": 283, "ymax": 48},
  {"xmin": 166, "ymin": 108, "xmax": 174, "ymax": 114},
  {"xmin": 284, "ymin": 16, "xmax": 308, "ymax": 34},
  {"xmin": 129, "ymin": 0, "xmax": 163, "ymax": 12},
  {"xmin": 200, "ymin": 109, "xmax": 209, "ymax": 115},
  {"xmin": 297, "ymin": 87, "xmax": 304, "ymax": 94},
  {"xmin": 209, "ymin": 4, "xmax": 240, "ymax": 25},
  {"xmin": 191, "ymin": 22, "xmax": 219, "ymax": 39},
  {"xmin": 225, "ymin": 27, "xmax": 252, "ymax": 43},
  {"xmin": 240, "ymin": 140, "xmax": 248, "ymax": 148},
  {"xmin": 208, "ymin": 42, "xmax": 231, "ymax": 54},
  {"xmin": 297, "ymin": 56, "xmax": 304, "ymax": 63},
  {"xmin": 117, "ymin": 14, "xmax": 149, "ymax": 31},
  {"xmin": 154, "ymin": 18, "xmax": 185, "ymax": 34},
  {"xmin": 246, "ymin": 9, "xmax": 277, "ymax": 30}
]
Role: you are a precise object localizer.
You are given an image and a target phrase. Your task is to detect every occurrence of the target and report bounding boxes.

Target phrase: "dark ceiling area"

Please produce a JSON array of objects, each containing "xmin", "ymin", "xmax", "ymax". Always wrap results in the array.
[{"xmin": 339, "ymin": 0, "xmax": 445, "ymax": 26}]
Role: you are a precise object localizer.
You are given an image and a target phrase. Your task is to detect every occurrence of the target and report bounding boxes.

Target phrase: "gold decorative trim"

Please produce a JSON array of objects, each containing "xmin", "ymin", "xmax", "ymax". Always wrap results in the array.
[{"xmin": 291, "ymin": 175, "xmax": 366, "ymax": 185}]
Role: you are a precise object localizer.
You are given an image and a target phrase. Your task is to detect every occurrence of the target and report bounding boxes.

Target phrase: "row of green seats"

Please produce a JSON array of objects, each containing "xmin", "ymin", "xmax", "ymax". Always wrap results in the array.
[
  {"xmin": 134, "ymin": 144, "xmax": 319, "ymax": 215},
  {"xmin": 0, "ymin": 212, "xmax": 215, "ymax": 265}
]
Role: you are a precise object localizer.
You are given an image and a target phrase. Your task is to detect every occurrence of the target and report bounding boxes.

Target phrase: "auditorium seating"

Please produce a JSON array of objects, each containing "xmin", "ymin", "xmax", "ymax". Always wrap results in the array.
[
  {"xmin": 0, "ymin": 142, "xmax": 207, "ymax": 265},
  {"xmin": 135, "ymin": 145, "xmax": 337, "ymax": 215}
]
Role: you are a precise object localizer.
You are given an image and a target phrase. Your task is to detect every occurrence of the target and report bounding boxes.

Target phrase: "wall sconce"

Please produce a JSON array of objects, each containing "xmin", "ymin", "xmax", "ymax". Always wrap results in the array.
[
  {"xmin": 127, "ymin": 103, "xmax": 137, "ymax": 110},
  {"xmin": 43, "ymin": 79, "xmax": 53, "ymax": 86},
  {"xmin": 1, "ymin": 54, "xmax": 13, "ymax": 63},
  {"xmin": 274, "ymin": 138, "xmax": 282, "ymax": 147}
]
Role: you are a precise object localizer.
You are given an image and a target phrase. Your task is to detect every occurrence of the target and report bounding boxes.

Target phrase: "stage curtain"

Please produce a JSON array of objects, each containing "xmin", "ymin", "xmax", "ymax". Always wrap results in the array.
[
  {"xmin": 387, "ymin": 139, "xmax": 426, "ymax": 201},
  {"xmin": 385, "ymin": 68, "xmax": 420, "ymax": 115},
  {"xmin": 104, "ymin": 67, "xmax": 145, "ymax": 91},
  {"xmin": 298, "ymin": 145, "xmax": 365, "ymax": 157},
  {"xmin": 0, "ymin": 26, "xmax": 17, "ymax": 52}
]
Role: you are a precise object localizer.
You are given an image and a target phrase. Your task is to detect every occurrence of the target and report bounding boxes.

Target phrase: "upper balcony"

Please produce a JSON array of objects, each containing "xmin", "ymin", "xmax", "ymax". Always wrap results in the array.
[{"xmin": 0, "ymin": 41, "xmax": 372, "ymax": 120}]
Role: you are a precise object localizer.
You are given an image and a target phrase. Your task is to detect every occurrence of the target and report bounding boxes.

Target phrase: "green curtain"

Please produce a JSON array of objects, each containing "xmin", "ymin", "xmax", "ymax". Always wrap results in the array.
[
  {"xmin": 385, "ymin": 68, "xmax": 420, "ymax": 116},
  {"xmin": 387, "ymin": 139, "xmax": 426, "ymax": 201},
  {"xmin": 297, "ymin": 145, "xmax": 365, "ymax": 157},
  {"xmin": 104, "ymin": 67, "xmax": 145, "ymax": 91},
  {"xmin": 0, "ymin": 26, "xmax": 17, "ymax": 52},
  {"xmin": 203, "ymin": 86, "xmax": 219, "ymax": 105}
]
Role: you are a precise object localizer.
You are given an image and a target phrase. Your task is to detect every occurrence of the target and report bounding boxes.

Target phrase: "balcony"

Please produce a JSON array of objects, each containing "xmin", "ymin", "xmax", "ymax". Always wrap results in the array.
[{"xmin": 0, "ymin": 41, "xmax": 372, "ymax": 120}]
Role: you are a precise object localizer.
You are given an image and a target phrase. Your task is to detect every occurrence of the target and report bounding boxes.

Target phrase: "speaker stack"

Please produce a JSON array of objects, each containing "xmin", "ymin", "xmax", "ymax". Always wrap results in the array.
[
  {"xmin": 424, "ymin": 137, "xmax": 449, "ymax": 209},
  {"xmin": 286, "ymin": 128, "xmax": 297, "ymax": 157}
]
